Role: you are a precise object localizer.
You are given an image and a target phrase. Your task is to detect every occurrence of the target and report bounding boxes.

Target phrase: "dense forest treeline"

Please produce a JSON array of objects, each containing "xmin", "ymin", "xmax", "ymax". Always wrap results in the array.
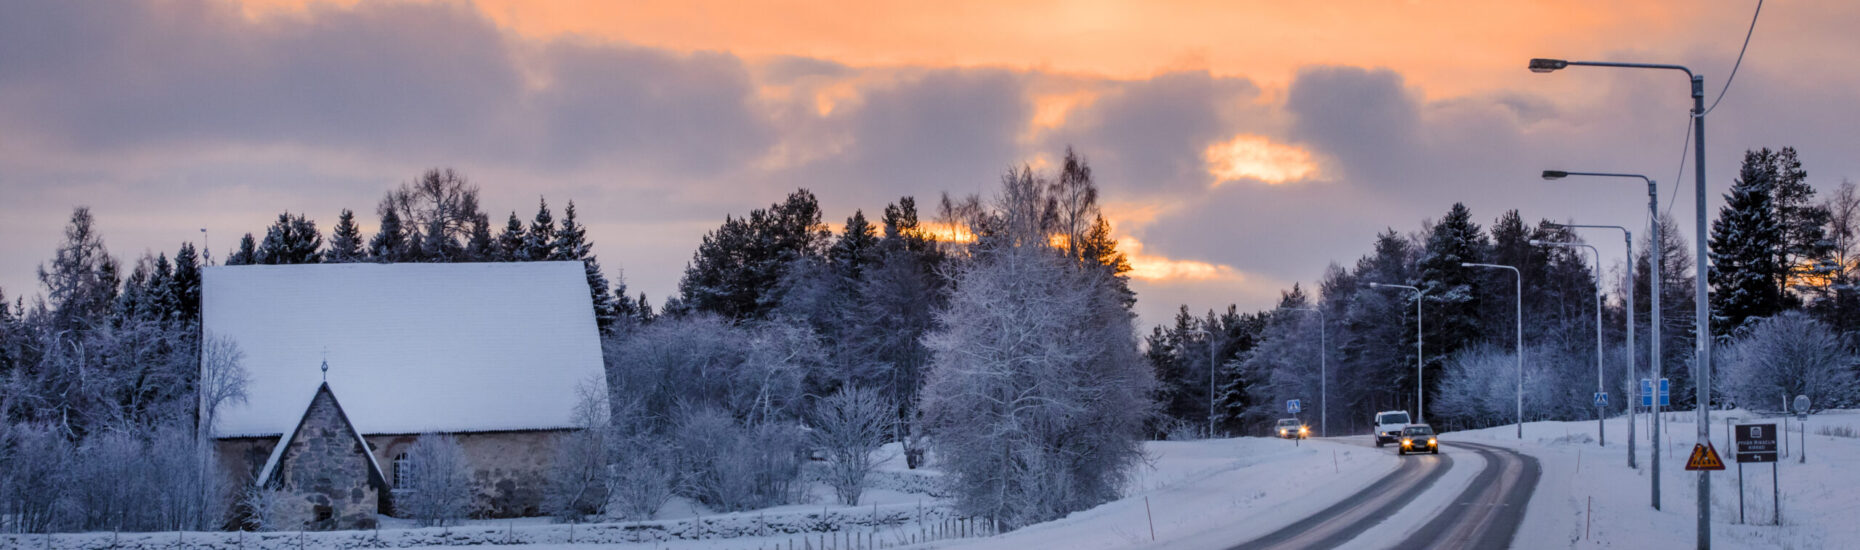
[{"xmin": 4, "ymin": 146, "xmax": 1859, "ymax": 534}]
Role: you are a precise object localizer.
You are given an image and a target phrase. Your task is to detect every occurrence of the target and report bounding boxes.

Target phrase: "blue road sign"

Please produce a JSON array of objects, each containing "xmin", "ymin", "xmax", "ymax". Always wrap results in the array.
[
  {"xmin": 1641, "ymin": 379, "xmax": 1671, "ymax": 407},
  {"xmin": 1595, "ymin": 392, "xmax": 1609, "ymax": 408},
  {"xmin": 1286, "ymin": 399, "xmax": 1301, "ymax": 414}
]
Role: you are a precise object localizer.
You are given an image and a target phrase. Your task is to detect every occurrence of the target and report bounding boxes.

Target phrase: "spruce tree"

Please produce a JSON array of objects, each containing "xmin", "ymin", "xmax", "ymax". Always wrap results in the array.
[
  {"xmin": 1767, "ymin": 147, "xmax": 1832, "ymax": 305},
  {"xmin": 1415, "ymin": 203, "xmax": 1488, "ymax": 373},
  {"xmin": 829, "ymin": 210, "xmax": 880, "ymax": 281},
  {"xmin": 495, "ymin": 212, "xmax": 526, "ymax": 262},
  {"xmin": 328, "ymin": 209, "xmax": 365, "ymax": 263},
  {"xmin": 464, "ymin": 212, "xmax": 494, "ymax": 262},
  {"xmin": 171, "ymin": 243, "xmax": 202, "ymax": 322},
  {"xmin": 524, "ymin": 197, "xmax": 557, "ymax": 262},
  {"xmin": 677, "ymin": 189, "xmax": 831, "ymax": 320},
  {"xmin": 369, "ymin": 208, "xmax": 408, "ymax": 263},
  {"xmin": 256, "ymin": 212, "xmax": 324, "ymax": 264},
  {"xmin": 228, "ymin": 233, "xmax": 259, "ymax": 266},
  {"xmin": 1710, "ymin": 149, "xmax": 1788, "ymax": 335},
  {"xmin": 551, "ymin": 201, "xmax": 618, "ymax": 333}
]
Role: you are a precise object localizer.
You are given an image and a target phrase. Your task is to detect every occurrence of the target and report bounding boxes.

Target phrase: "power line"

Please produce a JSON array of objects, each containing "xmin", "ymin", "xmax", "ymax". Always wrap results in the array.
[{"xmin": 1704, "ymin": 0, "xmax": 1765, "ymax": 116}]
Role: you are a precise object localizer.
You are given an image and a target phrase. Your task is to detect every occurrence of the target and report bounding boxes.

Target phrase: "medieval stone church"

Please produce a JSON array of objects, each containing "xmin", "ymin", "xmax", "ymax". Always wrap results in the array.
[{"xmin": 203, "ymin": 261, "xmax": 607, "ymax": 530}]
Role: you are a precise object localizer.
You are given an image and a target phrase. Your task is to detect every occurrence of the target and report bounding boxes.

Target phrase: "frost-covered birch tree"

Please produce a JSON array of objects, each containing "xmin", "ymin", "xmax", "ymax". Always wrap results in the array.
[{"xmin": 921, "ymin": 160, "xmax": 1154, "ymax": 531}]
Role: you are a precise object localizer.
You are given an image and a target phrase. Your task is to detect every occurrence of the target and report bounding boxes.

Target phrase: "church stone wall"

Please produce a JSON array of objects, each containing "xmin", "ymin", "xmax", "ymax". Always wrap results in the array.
[
  {"xmin": 268, "ymin": 390, "xmax": 380, "ymax": 531},
  {"xmin": 368, "ymin": 430, "xmax": 564, "ymax": 519}
]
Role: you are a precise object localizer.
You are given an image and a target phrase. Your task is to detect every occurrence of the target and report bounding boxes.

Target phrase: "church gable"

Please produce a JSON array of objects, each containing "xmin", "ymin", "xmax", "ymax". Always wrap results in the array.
[{"xmin": 260, "ymin": 383, "xmax": 387, "ymax": 530}]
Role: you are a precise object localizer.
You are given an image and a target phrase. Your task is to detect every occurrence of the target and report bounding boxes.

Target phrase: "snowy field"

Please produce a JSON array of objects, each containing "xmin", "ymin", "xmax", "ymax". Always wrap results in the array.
[
  {"xmin": 1452, "ymin": 408, "xmax": 1860, "ymax": 549},
  {"xmin": 19, "ymin": 415, "xmax": 1852, "ymax": 550}
]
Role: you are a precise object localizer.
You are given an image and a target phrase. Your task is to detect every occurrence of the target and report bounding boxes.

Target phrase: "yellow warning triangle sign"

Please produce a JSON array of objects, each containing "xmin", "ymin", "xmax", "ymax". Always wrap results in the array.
[{"xmin": 1685, "ymin": 442, "xmax": 1726, "ymax": 471}]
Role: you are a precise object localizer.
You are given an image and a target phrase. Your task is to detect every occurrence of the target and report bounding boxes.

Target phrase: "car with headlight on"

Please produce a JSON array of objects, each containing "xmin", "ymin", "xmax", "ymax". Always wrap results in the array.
[
  {"xmin": 1274, "ymin": 418, "xmax": 1308, "ymax": 439},
  {"xmin": 1373, "ymin": 410, "xmax": 1410, "ymax": 447},
  {"xmin": 1397, "ymin": 424, "xmax": 1438, "ymax": 455}
]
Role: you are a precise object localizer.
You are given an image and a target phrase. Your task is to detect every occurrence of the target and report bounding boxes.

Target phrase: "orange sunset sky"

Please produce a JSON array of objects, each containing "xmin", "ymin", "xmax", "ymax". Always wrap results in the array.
[{"xmin": 3, "ymin": 0, "xmax": 1857, "ymax": 325}]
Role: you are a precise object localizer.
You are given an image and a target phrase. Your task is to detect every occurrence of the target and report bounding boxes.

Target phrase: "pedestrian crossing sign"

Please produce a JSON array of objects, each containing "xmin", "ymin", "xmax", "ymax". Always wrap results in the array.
[{"xmin": 1685, "ymin": 442, "xmax": 1726, "ymax": 471}]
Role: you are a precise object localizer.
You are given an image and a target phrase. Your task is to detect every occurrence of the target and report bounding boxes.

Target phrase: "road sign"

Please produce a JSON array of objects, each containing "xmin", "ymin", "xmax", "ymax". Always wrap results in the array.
[
  {"xmin": 1640, "ymin": 379, "xmax": 1652, "ymax": 407},
  {"xmin": 1286, "ymin": 399, "xmax": 1301, "ymax": 414},
  {"xmin": 1594, "ymin": 392, "xmax": 1609, "ymax": 408},
  {"xmin": 1685, "ymin": 442, "xmax": 1726, "ymax": 471},
  {"xmin": 1658, "ymin": 379, "xmax": 1670, "ymax": 406},
  {"xmin": 1795, "ymin": 395, "xmax": 1810, "ymax": 420},
  {"xmin": 1734, "ymin": 423, "xmax": 1777, "ymax": 463}
]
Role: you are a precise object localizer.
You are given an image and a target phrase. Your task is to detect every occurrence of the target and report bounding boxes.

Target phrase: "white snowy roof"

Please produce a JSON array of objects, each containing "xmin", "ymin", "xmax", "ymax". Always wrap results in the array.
[{"xmin": 204, "ymin": 261, "xmax": 606, "ymax": 438}]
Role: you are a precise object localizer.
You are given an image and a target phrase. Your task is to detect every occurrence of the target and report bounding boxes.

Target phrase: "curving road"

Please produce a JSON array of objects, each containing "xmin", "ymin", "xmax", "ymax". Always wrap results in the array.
[{"xmin": 1227, "ymin": 439, "xmax": 1539, "ymax": 550}]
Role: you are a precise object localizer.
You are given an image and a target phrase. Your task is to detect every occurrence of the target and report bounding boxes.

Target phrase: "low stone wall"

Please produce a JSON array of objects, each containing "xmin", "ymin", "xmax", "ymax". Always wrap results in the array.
[{"xmin": 2, "ymin": 503, "xmax": 979, "ymax": 549}]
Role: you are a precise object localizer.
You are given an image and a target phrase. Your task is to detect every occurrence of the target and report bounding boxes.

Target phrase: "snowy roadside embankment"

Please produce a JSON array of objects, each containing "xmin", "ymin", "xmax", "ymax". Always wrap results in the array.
[
  {"xmin": 937, "ymin": 436, "xmax": 1398, "ymax": 550},
  {"xmin": 1454, "ymin": 409, "xmax": 1860, "ymax": 549}
]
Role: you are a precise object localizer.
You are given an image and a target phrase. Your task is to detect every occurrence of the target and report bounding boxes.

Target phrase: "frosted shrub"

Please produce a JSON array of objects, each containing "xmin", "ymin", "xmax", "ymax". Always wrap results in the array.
[
  {"xmin": 673, "ymin": 408, "xmax": 804, "ymax": 512},
  {"xmin": 810, "ymin": 386, "xmax": 894, "ymax": 506},
  {"xmin": 0, "ymin": 423, "xmax": 73, "ymax": 533},
  {"xmin": 544, "ymin": 381, "xmax": 612, "ymax": 522},
  {"xmin": 1718, "ymin": 311, "xmax": 1860, "ymax": 411},
  {"xmin": 607, "ymin": 396, "xmax": 674, "ymax": 521},
  {"xmin": 400, "ymin": 434, "xmax": 474, "ymax": 526}
]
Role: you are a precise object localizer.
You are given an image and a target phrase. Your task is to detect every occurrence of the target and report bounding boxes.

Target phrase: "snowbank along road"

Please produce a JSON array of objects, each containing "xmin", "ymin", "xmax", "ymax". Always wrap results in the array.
[{"xmin": 1228, "ymin": 440, "xmax": 1538, "ymax": 550}]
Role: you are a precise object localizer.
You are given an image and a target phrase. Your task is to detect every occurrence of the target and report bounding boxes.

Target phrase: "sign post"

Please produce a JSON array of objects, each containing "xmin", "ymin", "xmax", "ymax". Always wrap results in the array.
[
  {"xmin": 1794, "ymin": 395, "xmax": 1810, "ymax": 464},
  {"xmin": 1734, "ymin": 423, "xmax": 1779, "ymax": 525}
]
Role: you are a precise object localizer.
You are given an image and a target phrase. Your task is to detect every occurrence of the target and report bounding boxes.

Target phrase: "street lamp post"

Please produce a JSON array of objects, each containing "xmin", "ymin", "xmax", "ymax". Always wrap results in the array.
[
  {"xmin": 1534, "ymin": 239, "xmax": 1607, "ymax": 447},
  {"xmin": 1531, "ymin": 58, "xmax": 1707, "ymax": 543},
  {"xmin": 1543, "ymin": 170, "xmax": 1662, "ymax": 507},
  {"xmin": 1553, "ymin": 222, "xmax": 1637, "ymax": 467},
  {"xmin": 1461, "ymin": 263, "xmax": 1523, "ymax": 439},
  {"xmin": 1368, "ymin": 282, "xmax": 1424, "ymax": 424},
  {"xmin": 1191, "ymin": 326, "xmax": 1220, "ymax": 439},
  {"xmin": 1281, "ymin": 307, "xmax": 1328, "ymax": 437}
]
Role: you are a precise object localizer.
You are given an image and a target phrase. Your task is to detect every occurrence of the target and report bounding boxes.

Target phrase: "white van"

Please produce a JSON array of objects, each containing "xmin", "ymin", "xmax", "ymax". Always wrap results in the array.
[{"xmin": 1373, "ymin": 410, "xmax": 1411, "ymax": 447}]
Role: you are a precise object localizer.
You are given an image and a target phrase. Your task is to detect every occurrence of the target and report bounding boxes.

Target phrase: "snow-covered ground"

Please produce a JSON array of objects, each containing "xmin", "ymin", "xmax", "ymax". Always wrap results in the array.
[{"xmin": 1452, "ymin": 408, "xmax": 1860, "ymax": 549}]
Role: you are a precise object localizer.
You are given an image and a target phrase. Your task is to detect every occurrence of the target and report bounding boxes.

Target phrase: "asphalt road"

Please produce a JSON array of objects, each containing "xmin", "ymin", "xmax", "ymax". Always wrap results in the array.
[{"xmin": 1227, "ymin": 439, "xmax": 1539, "ymax": 550}]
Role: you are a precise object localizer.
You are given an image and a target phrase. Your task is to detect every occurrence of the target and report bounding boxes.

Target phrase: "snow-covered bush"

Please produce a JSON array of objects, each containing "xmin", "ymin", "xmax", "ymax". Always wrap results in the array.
[
  {"xmin": 810, "ymin": 385, "xmax": 894, "ymax": 506},
  {"xmin": 0, "ymin": 422, "xmax": 73, "ymax": 533},
  {"xmin": 544, "ymin": 381, "xmax": 611, "ymax": 522},
  {"xmin": 673, "ymin": 408, "xmax": 805, "ymax": 512},
  {"xmin": 236, "ymin": 484, "xmax": 286, "ymax": 532},
  {"xmin": 400, "ymin": 434, "xmax": 474, "ymax": 527},
  {"xmin": 1717, "ymin": 311, "xmax": 1860, "ymax": 411},
  {"xmin": 606, "ymin": 394, "xmax": 674, "ymax": 521}
]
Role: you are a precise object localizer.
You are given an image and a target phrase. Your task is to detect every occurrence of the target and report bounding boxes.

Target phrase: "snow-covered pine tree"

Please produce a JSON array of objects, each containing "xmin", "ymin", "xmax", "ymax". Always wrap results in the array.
[
  {"xmin": 463, "ymin": 212, "xmax": 494, "ymax": 262},
  {"xmin": 171, "ymin": 243, "xmax": 201, "ymax": 322},
  {"xmin": 327, "ymin": 208, "xmax": 365, "ymax": 263},
  {"xmin": 494, "ymin": 211, "xmax": 525, "ymax": 261},
  {"xmin": 1765, "ymin": 147, "xmax": 1833, "ymax": 306},
  {"xmin": 227, "ymin": 232, "xmax": 258, "ymax": 266},
  {"xmin": 1710, "ymin": 149, "xmax": 1788, "ymax": 336},
  {"xmin": 524, "ymin": 197, "xmax": 557, "ymax": 262},
  {"xmin": 368, "ymin": 208, "xmax": 407, "ymax": 262},
  {"xmin": 1414, "ymin": 202, "xmax": 1488, "ymax": 409},
  {"xmin": 551, "ymin": 201, "xmax": 618, "ymax": 333},
  {"xmin": 256, "ymin": 212, "xmax": 323, "ymax": 264}
]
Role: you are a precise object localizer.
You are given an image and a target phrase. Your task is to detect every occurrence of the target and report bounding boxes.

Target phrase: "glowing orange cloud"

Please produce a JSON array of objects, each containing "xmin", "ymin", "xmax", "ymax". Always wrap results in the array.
[
  {"xmin": 1204, "ymin": 134, "xmax": 1318, "ymax": 185},
  {"xmin": 1118, "ymin": 236, "xmax": 1239, "ymax": 283}
]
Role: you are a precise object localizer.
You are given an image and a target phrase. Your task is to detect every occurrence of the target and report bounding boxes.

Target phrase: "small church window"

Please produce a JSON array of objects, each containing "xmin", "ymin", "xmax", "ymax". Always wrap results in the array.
[{"xmin": 393, "ymin": 452, "xmax": 412, "ymax": 488}]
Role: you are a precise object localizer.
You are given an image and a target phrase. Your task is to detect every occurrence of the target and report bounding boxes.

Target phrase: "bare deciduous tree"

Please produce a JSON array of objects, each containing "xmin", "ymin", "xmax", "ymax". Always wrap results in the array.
[
  {"xmin": 810, "ymin": 386, "xmax": 893, "ymax": 506},
  {"xmin": 400, "ymin": 434, "xmax": 474, "ymax": 526}
]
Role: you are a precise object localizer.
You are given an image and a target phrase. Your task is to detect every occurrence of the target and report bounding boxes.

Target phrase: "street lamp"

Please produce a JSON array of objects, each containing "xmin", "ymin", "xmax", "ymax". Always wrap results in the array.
[
  {"xmin": 1533, "ymin": 239, "xmax": 1607, "ymax": 447},
  {"xmin": 1461, "ymin": 263, "xmax": 1523, "ymax": 439},
  {"xmin": 1368, "ymin": 282, "xmax": 1425, "ymax": 424},
  {"xmin": 1552, "ymin": 222, "xmax": 1639, "ymax": 469},
  {"xmin": 1280, "ymin": 307, "xmax": 1328, "ymax": 437},
  {"xmin": 1190, "ymin": 326, "xmax": 1220, "ymax": 439},
  {"xmin": 1530, "ymin": 58, "xmax": 1710, "ymax": 543},
  {"xmin": 1541, "ymin": 171, "xmax": 1663, "ymax": 504}
]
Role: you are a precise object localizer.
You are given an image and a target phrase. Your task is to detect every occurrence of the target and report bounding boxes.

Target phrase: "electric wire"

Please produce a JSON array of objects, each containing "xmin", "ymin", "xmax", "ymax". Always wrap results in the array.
[{"xmin": 1704, "ymin": 0, "xmax": 1764, "ymax": 116}]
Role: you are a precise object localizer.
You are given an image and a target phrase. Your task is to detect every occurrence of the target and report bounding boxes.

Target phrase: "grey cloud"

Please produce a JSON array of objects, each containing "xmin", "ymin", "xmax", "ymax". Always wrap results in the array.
[
  {"xmin": 1051, "ymin": 71, "xmax": 1264, "ymax": 195},
  {"xmin": 1286, "ymin": 66, "xmax": 1422, "ymax": 181}
]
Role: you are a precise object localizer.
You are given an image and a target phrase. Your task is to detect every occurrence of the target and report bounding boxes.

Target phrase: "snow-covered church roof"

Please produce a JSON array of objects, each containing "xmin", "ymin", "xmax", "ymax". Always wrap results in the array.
[{"xmin": 204, "ymin": 261, "xmax": 605, "ymax": 438}]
